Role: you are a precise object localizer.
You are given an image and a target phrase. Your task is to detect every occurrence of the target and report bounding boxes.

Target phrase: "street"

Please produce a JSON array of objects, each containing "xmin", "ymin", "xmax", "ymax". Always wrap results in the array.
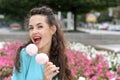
[{"xmin": 1, "ymin": 28, "xmax": 120, "ymax": 52}]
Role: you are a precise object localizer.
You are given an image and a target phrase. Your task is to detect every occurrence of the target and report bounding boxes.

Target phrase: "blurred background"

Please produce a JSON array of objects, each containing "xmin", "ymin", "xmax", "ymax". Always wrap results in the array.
[
  {"xmin": 1, "ymin": 1, "xmax": 120, "ymax": 80},
  {"xmin": 0, "ymin": 0, "xmax": 120, "ymax": 51}
]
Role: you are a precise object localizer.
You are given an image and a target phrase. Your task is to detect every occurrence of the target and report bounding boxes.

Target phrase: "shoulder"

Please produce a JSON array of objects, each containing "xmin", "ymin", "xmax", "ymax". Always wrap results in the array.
[{"xmin": 20, "ymin": 48, "xmax": 30, "ymax": 59}]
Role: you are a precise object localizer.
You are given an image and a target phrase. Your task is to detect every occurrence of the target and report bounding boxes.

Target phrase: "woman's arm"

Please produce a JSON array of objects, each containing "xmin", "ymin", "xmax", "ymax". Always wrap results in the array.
[{"xmin": 12, "ymin": 48, "xmax": 30, "ymax": 80}]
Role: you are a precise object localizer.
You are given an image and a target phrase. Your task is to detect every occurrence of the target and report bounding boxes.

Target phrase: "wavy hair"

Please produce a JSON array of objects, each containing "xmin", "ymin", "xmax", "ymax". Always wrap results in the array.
[{"xmin": 14, "ymin": 6, "xmax": 73, "ymax": 80}]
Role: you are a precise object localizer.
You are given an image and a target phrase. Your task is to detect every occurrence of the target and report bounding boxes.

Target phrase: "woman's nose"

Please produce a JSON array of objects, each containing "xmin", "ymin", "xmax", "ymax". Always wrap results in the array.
[{"xmin": 32, "ymin": 28, "xmax": 38, "ymax": 34}]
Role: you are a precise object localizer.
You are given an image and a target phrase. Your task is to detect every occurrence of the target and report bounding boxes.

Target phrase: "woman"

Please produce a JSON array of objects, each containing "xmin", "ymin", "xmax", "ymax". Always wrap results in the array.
[{"xmin": 12, "ymin": 6, "xmax": 73, "ymax": 80}]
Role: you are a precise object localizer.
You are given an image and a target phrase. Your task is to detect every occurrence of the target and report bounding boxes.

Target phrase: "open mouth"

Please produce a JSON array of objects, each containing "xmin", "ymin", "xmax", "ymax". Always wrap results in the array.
[{"xmin": 33, "ymin": 37, "xmax": 41, "ymax": 45}]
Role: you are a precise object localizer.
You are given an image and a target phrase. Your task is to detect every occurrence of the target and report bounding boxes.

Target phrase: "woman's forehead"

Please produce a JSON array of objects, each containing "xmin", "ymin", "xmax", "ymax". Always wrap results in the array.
[{"xmin": 29, "ymin": 15, "xmax": 47, "ymax": 24}]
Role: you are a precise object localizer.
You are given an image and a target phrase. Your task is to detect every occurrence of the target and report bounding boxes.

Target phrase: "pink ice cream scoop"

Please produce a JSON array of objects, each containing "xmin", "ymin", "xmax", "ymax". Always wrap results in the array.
[
  {"xmin": 26, "ymin": 43, "xmax": 38, "ymax": 56},
  {"xmin": 35, "ymin": 53, "xmax": 49, "ymax": 64}
]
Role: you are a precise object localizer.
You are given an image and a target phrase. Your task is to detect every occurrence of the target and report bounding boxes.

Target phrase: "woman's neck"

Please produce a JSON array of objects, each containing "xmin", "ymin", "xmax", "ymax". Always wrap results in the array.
[{"xmin": 38, "ymin": 46, "xmax": 50, "ymax": 56}]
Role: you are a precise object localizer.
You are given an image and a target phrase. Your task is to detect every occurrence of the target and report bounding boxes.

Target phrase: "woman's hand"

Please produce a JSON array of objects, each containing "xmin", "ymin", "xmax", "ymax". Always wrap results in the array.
[{"xmin": 44, "ymin": 62, "xmax": 59, "ymax": 80}]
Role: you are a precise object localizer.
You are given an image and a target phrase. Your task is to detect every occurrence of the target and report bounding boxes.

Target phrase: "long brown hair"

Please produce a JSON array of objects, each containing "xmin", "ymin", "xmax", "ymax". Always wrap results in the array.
[{"xmin": 14, "ymin": 6, "xmax": 73, "ymax": 80}]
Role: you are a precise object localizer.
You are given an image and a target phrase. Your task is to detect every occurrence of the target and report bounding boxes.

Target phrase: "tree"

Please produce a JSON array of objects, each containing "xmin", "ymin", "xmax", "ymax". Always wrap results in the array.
[
  {"xmin": 113, "ymin": 6, "xmax": 120, "ymax": 24},
  {"xmin": 44, "ymin": 0, "xmax": 120, "ymax": 31},
  {"xmin": 0, "ymin": 0, "xmax": 43, "ymax": 22},
  {"xmin": 0, "ymin": 0, "xmax": 120, "ymax": 30}
]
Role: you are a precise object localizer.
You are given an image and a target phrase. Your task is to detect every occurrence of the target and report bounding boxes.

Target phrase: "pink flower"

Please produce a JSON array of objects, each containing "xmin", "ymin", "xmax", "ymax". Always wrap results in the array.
[
  {"xmin": 91, "ymin": 76, "xmax": 98, "ymax": 80},
  {"xmin": 0, "ymin": 41, "xmax": 23, "ymax": 79}
]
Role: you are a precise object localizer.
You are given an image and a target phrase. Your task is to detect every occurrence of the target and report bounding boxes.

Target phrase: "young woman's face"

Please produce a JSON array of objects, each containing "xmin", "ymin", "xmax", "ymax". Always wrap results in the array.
[{"xmin": 28, "ymin": 15, "xmax": 56, "ymax": 52}]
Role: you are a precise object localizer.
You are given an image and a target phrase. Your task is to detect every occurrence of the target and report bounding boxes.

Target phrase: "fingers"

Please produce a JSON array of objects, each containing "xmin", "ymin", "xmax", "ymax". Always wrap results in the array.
[
  {"xmin": 52, "ymin": 68, "xmax": 59, "ymax": 77},
  {"xmin": 44, "ymin": 62, "xmax": 59, "ymax": 80},
  {"xmin": 45, "ymin": 62, "xmax": 58, "ymax": 72}
]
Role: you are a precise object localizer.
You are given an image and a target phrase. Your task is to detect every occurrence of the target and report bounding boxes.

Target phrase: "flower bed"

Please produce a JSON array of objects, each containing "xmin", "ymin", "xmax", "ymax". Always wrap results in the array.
[
  {"xmin": 0, "ymin": 42, "xmax": 120, "ymax": 80},
  {"xmin": 0, "ymin": 42, "xmax": 23, "ymax": 80},
  {"xmin": 68, "ymin": 42, "xmax": 120, "ymax": 80}
]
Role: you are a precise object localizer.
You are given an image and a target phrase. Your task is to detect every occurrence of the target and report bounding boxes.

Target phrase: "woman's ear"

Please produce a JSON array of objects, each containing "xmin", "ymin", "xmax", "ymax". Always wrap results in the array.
[{"xmin": 50, "ymin": 25, "xmax": 56, "ymax": 35}]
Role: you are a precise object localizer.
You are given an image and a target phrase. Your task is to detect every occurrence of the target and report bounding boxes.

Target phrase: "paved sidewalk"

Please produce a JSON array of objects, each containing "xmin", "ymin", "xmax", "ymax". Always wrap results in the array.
[
  {"xmin": 94, "ymin": 44, "xmax": 120, "ymax": 53},
  {"xmin": 78, "ymin": 28, "xmax": 120, "ymax": 35},
  {"xmin": 1, "ymin": 28, "xmax": 120, "ymax": 52},
  {"xmin": 0, "ymin": 28, "xmax": 27, "ymax": 35},
  {"xmin": 77, "ymin": 28, "xmax": 120, "ymax": 52},
  {"xmin": 0, "ymin": 28, "xmax": 10, "ymax": 34}
]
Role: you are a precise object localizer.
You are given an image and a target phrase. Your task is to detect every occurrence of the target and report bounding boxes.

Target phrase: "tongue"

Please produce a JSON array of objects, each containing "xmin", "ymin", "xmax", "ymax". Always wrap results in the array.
[{"xmin": 34, "ymin": 39, "xmax": 40, "ymax": 45}]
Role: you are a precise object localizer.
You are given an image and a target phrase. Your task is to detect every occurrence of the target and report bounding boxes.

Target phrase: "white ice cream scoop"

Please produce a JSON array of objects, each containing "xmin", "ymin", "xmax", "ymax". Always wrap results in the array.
[
  {"xmin": 36, "ymin": 53, "xmax": 49, "ymax": 64},
  {"xmin": 26, "ymin": 43, "xmax": 38, "ymax": 56}
]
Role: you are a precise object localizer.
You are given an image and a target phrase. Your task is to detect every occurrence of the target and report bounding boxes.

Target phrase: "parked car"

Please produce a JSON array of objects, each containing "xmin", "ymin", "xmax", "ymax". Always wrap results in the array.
[
  {"xmin": 108, "ymin": 25, "xmax": 120, "ymax": 31},
  {"xmin": 9, "ymin": 23, "xmax": 21, "ymax": 30},
  {"xmin": 97, "ymin": 23, "xmax": 109, "ymax": 30},
  {"xmin": 0, "ymin": 22, "xmax": 8, "ymax": 28}
]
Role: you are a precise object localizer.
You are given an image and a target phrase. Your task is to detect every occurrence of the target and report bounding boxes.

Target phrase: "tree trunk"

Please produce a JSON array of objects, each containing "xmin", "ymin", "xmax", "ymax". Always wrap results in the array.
[{"xmin": 73, "ymin": 13, "xmax": 77, "ymax": 31}]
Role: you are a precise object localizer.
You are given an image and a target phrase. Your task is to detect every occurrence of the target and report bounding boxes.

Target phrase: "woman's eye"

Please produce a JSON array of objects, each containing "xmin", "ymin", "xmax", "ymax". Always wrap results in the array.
[
  {"xmin": 38, "ymin": 26, "xmax": 43, "ymax": 28},
  {"xmin": 28, "ymin": 27, "xmax": 33, "ymax": 30}
]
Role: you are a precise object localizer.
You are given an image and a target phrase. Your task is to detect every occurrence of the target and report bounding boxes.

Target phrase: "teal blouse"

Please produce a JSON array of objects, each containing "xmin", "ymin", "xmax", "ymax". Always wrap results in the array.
[{"xmin": 12, "ymin": 48, "xmax": 58, "ymax": 80}]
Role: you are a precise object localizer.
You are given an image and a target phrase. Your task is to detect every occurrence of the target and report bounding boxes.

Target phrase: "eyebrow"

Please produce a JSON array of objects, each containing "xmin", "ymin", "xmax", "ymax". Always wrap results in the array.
[
  {"xmin": 29, "ymin": 23, "xmax": 42, "ymax": 27},
  {"xmin": 36, "ymin": 23, "xmax": 42, "ymax": 26}
]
